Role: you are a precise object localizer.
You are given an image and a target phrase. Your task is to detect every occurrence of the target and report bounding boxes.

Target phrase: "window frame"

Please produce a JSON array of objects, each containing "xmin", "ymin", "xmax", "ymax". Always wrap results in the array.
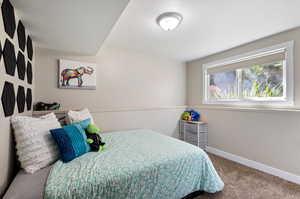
[{"xmin": 202, "ymin": 41, "xmax": 294, "ymax": 106}]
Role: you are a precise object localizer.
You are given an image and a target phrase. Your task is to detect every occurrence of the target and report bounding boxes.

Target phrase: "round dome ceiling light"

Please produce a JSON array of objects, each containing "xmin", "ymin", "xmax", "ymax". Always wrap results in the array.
[{"xmin": 156, "ymin": 12, "xmax": 183, "ymax": 31}]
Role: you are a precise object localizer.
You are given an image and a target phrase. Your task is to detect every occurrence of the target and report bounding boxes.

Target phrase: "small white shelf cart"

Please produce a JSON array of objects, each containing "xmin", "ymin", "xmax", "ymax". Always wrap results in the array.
[{"xmin": 179, "ymin": 120, "xmax": 208, "ymax": 150}]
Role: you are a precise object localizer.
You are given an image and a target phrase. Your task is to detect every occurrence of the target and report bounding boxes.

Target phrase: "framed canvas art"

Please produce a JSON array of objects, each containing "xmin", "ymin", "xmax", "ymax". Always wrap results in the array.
[{"xmin": 59, "ymin": 59, "xmax": 96, "ymax": 89}]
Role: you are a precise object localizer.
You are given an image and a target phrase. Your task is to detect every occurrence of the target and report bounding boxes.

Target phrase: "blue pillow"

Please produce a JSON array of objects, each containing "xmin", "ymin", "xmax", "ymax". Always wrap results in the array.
[{"xmin": 50, "ymin": 122, "xmax": 91, "ymax": 163}]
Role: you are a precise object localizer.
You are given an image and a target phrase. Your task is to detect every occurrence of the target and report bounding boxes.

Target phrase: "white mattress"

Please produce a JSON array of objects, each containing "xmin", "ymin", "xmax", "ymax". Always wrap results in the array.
[{"xmin": 3, "ymin": 166, "xmax": 51, "ymax": 199}]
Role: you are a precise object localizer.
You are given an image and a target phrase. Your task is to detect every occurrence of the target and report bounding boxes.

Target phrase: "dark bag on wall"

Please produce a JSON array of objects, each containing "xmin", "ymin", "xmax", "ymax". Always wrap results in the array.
[{"xmin": 34, "ymin": 102, "xmax": 60, "ymax": 111}]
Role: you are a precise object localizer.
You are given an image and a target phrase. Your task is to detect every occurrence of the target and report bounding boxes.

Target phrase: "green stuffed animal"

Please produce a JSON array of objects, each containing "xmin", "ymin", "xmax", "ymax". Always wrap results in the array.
[
  {"xmin": 86, "ymin": 124, "xmax": 106, "ymax": 151},
  {"xmin": 181, "ymin": 111, "xmax": 191, "ymax": 121}
]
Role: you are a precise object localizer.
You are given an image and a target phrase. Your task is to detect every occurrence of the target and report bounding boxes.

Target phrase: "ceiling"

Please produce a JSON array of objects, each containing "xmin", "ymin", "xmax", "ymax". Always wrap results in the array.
[
  {"xmin": 103, "ymin": 0, "xmax": 300, "ymax": 61},
  {"xmin": 11, "ymin": 0, "xmax": 300, "ymax": 61},
  {"xmin": 11, "ymin": 0, "xmax": 130, "ymax": 55}
]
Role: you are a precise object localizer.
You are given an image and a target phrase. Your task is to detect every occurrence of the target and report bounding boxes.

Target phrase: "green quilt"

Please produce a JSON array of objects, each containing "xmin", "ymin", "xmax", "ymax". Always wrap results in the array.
[{"xmin": 44, "ymin": 130, "xmax": 224, "ymax": 199}]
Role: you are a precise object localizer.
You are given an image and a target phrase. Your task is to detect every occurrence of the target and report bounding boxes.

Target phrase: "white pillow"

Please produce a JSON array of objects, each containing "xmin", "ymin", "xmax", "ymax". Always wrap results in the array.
[
  {"xmin": 67, "ymin": 108, "xmax": 94, "ymax": 124},
  {"xmin": 11, "ymin": 113, "xmax": 61, "ymax": 173}
]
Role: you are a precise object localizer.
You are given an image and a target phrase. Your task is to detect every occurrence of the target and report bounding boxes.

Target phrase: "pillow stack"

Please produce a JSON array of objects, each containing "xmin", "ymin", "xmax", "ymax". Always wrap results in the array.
[
  {"xmin": 11, "ymin": 113, "xmax": 61, "ymax": 173},
  {"xmin": 11, "ymin": 108, "xmax": 97, "ymax": 172}
]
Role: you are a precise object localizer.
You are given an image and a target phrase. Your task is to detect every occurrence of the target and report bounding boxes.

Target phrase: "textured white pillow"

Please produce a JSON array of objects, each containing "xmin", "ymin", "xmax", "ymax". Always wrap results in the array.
[
  {"xmin": 67, "ymin": 108, "xmax": 94, "ymax": 124},
  {"xmin": 11, "ymin": 113, "xmax": 61, "ymax": 173}
]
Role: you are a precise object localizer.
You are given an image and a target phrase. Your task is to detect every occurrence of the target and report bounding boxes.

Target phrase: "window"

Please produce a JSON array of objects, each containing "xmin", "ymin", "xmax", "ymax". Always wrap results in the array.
[{"xmin": 203, "ymin": 41, "xmax": 294, "ymax": 106}]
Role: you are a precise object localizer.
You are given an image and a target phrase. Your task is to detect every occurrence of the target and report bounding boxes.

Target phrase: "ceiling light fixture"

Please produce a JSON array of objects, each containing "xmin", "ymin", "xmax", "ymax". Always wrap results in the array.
[{"xmin": 156, "ymin": 12, "xmax": 183, "ymax": 31}]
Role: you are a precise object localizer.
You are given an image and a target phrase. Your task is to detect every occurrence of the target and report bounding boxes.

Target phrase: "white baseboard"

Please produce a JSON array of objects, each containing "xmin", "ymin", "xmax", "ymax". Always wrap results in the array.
[{"xmin": 206, "ymin": 146, "xmax": 300, "ymax": 185}]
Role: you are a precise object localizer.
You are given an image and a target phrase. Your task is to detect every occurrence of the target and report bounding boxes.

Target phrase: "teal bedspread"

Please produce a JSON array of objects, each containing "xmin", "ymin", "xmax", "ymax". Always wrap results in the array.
[{"xmin": 44, "ymin": 130, "xmax": 224, "ymax": 199}]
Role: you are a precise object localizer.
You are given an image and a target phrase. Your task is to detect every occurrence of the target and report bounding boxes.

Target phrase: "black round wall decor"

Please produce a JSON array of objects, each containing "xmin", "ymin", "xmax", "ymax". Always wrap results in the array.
[
  {"xmin": 27, "ymin": 61, "xmax": 32, "ymax": 84},
  {"xmin": 17, "ymin": 20, "xmax": 26, "ymax": 52},
  {"xmin": 1, "ymin": 81, "xmax": 16, "ymax": 117},
  {"xmin": 17, "ymin": 85, "xmax": 25, "ymax": 113},
  {"xmin": 17, "ymin": 51, "xmax": 26, "ymax": 80},
  {"xmin": 27, "ymin": 35, "xmax": 33, "ymax": 60},
  {"xmin": 26, "ymin": 88, "xmax": 32, "ymax": 111},
  {"xmin": 3, "ymin": 39, "xmax": 16, "ymax": 76},
  {"xmin": 1, "ymin": 0, "xmax": 16, "ymax": 39}
]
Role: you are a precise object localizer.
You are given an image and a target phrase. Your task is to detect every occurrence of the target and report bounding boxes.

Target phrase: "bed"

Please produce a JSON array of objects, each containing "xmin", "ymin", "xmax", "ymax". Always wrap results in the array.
[{"xmin": 4, "ymin": 129, "xmax": 223, "ymax": 199}]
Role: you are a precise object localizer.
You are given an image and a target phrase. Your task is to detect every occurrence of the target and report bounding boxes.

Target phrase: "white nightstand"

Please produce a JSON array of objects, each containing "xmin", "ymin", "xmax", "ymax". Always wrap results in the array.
[{"xmin": 179, "ymin": 120, "xmax": 208, "ymax": 150}]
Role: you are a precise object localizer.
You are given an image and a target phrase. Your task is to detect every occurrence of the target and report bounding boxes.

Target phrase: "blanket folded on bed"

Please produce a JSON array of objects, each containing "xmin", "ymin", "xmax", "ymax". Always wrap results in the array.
[{"xmin": 44, "ymin": 130, "xmax": 224, "ymax": 199}]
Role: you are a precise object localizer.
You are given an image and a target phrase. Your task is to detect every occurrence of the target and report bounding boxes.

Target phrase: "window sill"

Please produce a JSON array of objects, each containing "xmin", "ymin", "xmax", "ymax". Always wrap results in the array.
[{"xmin": 189, "ymin": 105, "xmax": 300, "ymax": 113}]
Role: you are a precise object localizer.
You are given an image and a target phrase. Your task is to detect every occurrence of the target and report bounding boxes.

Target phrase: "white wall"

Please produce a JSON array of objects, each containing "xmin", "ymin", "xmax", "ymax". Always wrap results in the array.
[
  {"xmin": 35, "ymin": 47, "xmax": 186, "ymax": 137},
  {"xmin": 187, "ymin": 27, "xmax": 300, "ymax": 176},
  {"xmin": 0, "ymin": 0, "xmax": 35, "ymax": 195}
]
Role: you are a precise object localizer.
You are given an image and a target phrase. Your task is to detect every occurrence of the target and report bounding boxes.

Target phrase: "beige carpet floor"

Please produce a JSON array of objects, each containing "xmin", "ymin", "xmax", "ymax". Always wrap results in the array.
[{"xmin": 188, "ymin": 153, "xmax": 300, "ymax": 199}]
